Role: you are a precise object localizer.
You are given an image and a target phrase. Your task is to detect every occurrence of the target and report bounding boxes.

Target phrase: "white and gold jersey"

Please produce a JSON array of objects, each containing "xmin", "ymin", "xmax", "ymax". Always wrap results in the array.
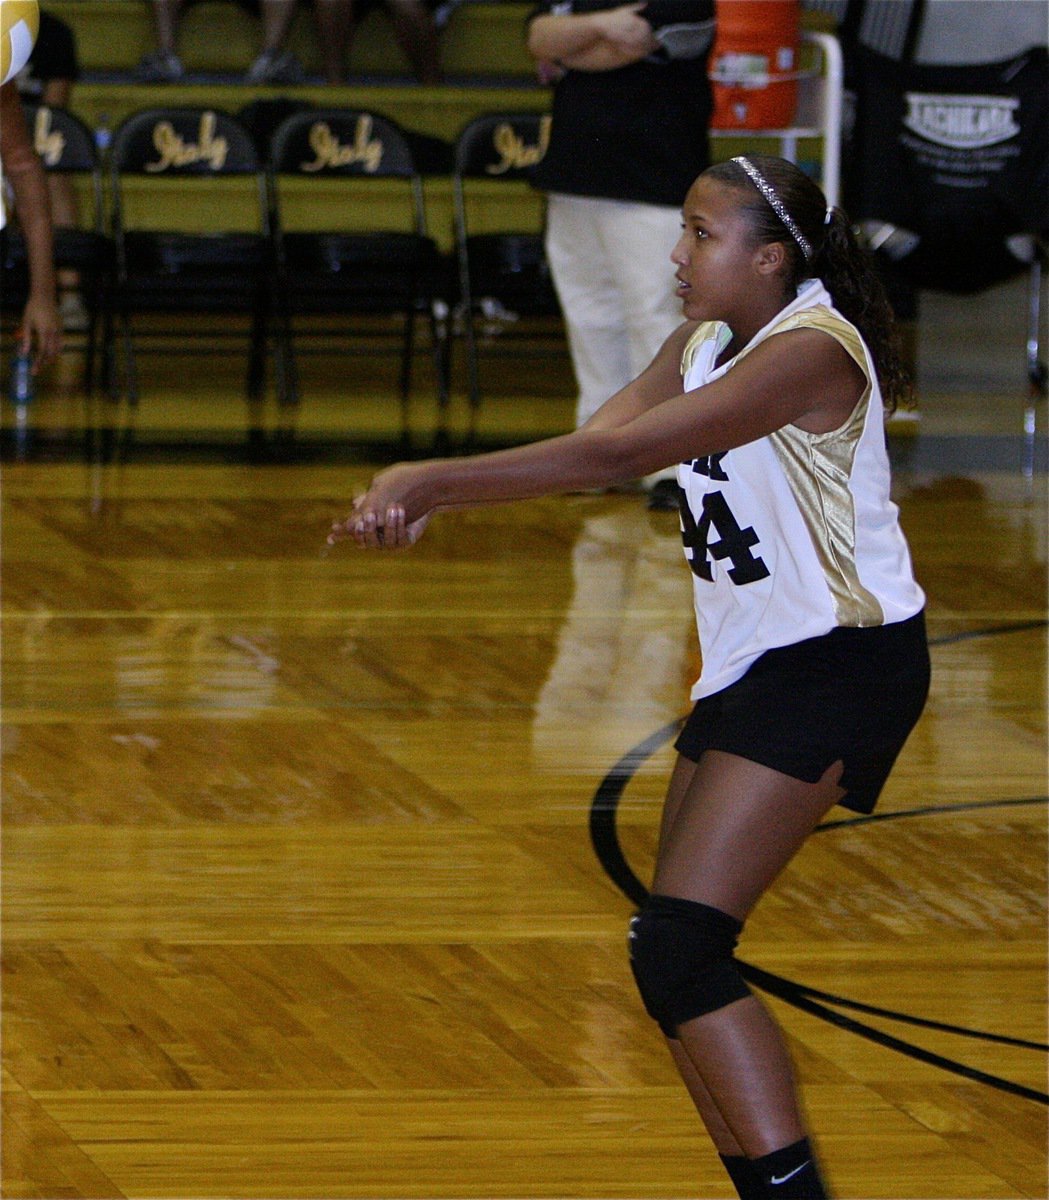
[{"xmin": 676, "ymin": 279, "xmax": 925, "ymax": 700}]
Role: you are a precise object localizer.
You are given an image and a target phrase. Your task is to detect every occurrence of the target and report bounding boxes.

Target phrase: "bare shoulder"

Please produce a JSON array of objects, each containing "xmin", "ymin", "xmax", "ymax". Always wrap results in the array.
[
  {"xmin": 742, "ymin": 326, "xmax": 868, "ymax": 433},
  {"xmin": 669, "ymin": 319, "xmax": 704, "ymax": 354}
]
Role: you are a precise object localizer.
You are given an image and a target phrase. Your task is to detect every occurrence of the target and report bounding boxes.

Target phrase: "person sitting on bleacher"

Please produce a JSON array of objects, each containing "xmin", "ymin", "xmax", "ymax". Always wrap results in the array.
[
  {"xmin": 136, "ymin": 0, "xmax": 453, "ymax": 85},
  {"xmin": 312, "ymin": 0, "xmax": 444, "ymax": 85},
  {"xmin": 136, "ymin": 0, "xmax": 307, "ymax": 84}
]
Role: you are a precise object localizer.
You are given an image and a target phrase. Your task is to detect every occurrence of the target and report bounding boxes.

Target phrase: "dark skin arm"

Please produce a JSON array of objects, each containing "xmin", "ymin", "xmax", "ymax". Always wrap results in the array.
[
  {"xmin": 1, "ymin": 81, "xmax": 62, "ymax": 368},
  {"xmin": 527, "ymin": 2, "xmax": 658, "ymax": 73},
  {"xmin": 329, "ymin": 329, "xmax": 865, "ymax": 549},
  {"xmin": 581, "ymin": 319, "xmax": 699, "ymax": 431}
]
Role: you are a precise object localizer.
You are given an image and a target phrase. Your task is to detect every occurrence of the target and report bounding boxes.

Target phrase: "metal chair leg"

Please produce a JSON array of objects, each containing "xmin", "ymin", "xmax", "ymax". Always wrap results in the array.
[
  {"xmin": 399, "ymin": 310, "xmax": 417, "ymax": 452},
  {"xmin": 118, "ymin": 305, "xmax": 139, "ymax": 407},
  {"xmin": 1024, "ymin": 247, "xmax": 1047, "ymax": 483},
  {"xmin": 430, "ymin": 298, "xmax": 452, "ymax": 453},
  {"xmin": 464, "ymin": 306, "xmax": 481, "ymax": 450}
]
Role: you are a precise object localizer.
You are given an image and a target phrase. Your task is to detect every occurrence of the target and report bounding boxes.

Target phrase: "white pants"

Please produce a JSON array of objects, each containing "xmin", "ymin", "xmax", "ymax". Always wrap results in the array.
[{"xmin": 545, "ymin": 193, "xmax": 684, "ymax": 428}]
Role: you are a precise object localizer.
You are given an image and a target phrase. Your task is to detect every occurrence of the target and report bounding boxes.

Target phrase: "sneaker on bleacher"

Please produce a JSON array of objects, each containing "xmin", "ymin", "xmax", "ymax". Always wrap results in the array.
[
  {"xmin": 245, "ymin": 50, "xmax": 306, "ymax": 85},
  {"xmin": 886, "ymin": 401, "xmax": 922, "ymax": 435},
  {"xmin": 59, "ymin": 294, "xmax": 90, "ymax": 333},
  {"xmin": 135, "ymin": 51, "xmax": 185, "ymax": 82}
]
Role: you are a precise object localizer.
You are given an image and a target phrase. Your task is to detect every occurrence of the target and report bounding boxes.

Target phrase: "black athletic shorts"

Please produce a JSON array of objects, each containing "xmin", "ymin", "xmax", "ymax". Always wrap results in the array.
[{"xmin": 674, "ymin": 610, "xmax": 930, "ymax": 813}]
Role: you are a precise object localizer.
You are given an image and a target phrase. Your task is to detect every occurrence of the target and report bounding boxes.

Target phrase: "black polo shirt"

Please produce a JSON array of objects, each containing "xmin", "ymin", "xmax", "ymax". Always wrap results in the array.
[{"xmin": 526, "ymin": 1, "xmax": 712, "ymax": 206}]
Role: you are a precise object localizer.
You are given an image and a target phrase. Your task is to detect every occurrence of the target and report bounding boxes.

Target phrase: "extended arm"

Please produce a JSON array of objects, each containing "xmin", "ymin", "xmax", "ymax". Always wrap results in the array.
[
  {"xmin": 331, "ymin": 329, "xmax": 864, "ymax": 548},
  {"xmin": 581, "ymin": 319, "xmax": 696, "ymax": 431},
  {"xmin": 0, "ymin": 82, "xmax": 61, "ymax": 367}
]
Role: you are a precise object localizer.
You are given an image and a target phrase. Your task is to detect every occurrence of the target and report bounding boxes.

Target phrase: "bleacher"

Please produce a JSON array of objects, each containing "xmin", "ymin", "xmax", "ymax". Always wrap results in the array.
[
  {"xmin": 48, "ymin": 1, "xmax": 840, "ymax": 248},
  {"xmin": 10, "ymin": 2, "xmax": 847, "ymax": 450},
  {"xmin": 46, "ymin": 1, "xmax": 546, "ymax": 250},
  {"xmin": 55, "ymin": 1, "xmax": 535, "ymax": 80},
  {"xmin": 52, "ymin": 1, "xmax": 545, "ymax": 132}
]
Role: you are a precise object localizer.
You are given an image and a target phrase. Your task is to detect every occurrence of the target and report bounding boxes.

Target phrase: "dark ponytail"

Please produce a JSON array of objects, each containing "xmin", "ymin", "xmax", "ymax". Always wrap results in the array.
[
  {"xmin": 705, "ymin": 155, "xmax": 910, "ymax": 412},
  {"xmin": 813, "ymin": 205, "xmax": 910, "ymax": 413}
]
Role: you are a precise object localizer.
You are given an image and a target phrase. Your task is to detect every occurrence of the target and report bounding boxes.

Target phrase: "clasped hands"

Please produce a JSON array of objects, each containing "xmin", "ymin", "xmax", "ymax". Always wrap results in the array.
[
  {"xmin": 328, "ymin": 462, "xmax": 432, "ymax": 551},
  {"xmin": 595, "ymin": 3, "xmax": 660, "ymax": 55}
]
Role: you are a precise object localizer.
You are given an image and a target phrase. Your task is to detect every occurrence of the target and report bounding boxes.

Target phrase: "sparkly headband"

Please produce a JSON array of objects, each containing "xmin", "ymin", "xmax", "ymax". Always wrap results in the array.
[{"xmin": 732, "ymin": 155, "xmax": 814, "ymax": 261}]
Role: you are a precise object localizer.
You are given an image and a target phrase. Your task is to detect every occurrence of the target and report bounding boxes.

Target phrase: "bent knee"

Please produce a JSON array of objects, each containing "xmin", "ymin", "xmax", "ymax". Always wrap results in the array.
[{"xmin": 628, "ymin": 893, "xmax": 752, "ymax": 1037}]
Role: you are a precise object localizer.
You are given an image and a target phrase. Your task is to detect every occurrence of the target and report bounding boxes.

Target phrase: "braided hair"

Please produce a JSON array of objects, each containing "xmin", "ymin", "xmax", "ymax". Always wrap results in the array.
[{"xmin": 705, "ymin": 154, "xmax": 909, "ymax": 412}]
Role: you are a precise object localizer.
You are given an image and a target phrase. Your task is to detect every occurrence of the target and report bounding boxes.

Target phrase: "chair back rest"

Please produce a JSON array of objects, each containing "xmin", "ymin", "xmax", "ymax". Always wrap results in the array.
[
  {"xmin": 111, "ymin": 107, "xmax": 260, "ymax": 176},
  {"xmin": 109, "ymin": 108, "xmax": 267, "ymax": 238},
  {"xmin": 267, "ymin": 109, "xmax": 428, "ymax": 237},
  {"xmin": 269, "ymin": 109, "xmax": 417, "ymax": 178},
  {"xmin": 454, "ymin": 113, "xmax": 552, "ymax": 182},
  {"xmin": 24, "ymin": 104, "xmax": 99, "ymax": 173}
]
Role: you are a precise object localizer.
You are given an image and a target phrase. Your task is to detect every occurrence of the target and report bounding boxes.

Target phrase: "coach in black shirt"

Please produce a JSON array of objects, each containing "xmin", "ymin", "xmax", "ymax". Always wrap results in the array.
[{"xmin": 526, "ymin": 2, "xmax": 712, "ymax": 502}]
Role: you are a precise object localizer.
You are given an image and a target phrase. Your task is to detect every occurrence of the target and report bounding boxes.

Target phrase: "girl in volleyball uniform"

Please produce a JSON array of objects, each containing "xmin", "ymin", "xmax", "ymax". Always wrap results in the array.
[{"xmin": 332, "ymin": 154, "xmax": 931, "ymax": 1199}]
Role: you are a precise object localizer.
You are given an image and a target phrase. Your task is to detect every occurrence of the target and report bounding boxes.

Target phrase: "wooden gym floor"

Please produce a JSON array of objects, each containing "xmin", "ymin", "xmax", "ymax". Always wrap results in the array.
[{"xmin": 1, "ymin": 276, "xmax": 1046, "ymax": 1198}]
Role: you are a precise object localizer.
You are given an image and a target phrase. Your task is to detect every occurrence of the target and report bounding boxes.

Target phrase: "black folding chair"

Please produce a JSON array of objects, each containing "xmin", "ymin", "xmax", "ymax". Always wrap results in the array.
[
  {"xmin": 267, "ymin": 108, "xmax": 450, "ymax": 449},
  {"xmin": 451, "ymin": 112, "xmax": 563, "ymax": 447},
  {"xmin": 108, "ymin": 106, "xmax": 285, "ymax": 440},
  {"xmin": 1022, "ymin": 239, "xmax": 1048, "ymax": 481}
]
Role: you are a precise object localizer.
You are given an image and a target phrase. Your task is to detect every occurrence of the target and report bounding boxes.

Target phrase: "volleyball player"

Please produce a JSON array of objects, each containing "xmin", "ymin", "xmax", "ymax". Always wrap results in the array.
[{"xmin": 330, "ymin": 154, "xmax": 930, "ymax": 1199}]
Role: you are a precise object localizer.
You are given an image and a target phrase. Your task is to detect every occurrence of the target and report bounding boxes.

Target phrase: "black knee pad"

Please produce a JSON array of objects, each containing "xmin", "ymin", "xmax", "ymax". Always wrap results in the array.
[{"xmin": 628, "ymin": 893, "xmax": 751, "ymax": 1037}]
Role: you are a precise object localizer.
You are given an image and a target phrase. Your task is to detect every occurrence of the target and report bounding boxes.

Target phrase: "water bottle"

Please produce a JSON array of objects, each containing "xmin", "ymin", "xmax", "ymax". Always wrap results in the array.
[
  {"xmin": 9, "ymin": 348, "xmax": 33, "ymax": 406},
  {"xmin": 94, "ymin": 113, "xmax": 112, "ymax": 161},
  {"xmin": 9, "ymin": 346, "xmax": 34, "ymax": 460}
]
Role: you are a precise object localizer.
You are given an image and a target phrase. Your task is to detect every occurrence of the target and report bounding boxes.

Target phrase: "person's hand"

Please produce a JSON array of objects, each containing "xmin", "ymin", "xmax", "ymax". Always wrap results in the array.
[
  {"xmin": 20, "ymin": 294, "xmax": 63, "ymax": 371},
  {"xmin": 594, "ymin": 3, "xmax": 657, "ymax": 55},
  {"xmin": 327, "ymin": 463, "xmax": 432, "ymax": 551},
  {"xmin": 536, "ymin": 58, "xmax": 565, "ymax": 85},
  {"xmin": 340, "ymin": 502, "xmax": 431, "ymax": 550}
]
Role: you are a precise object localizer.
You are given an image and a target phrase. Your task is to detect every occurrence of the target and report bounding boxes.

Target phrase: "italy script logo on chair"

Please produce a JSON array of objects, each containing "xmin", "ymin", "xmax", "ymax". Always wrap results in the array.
[
  {"xmin": 146, "ymin": 111, "xmax": 229, "ymax": 172},
  {"xmin": 300, "ymin": 117, "xmax": 384, "ymax": 173},
  {"xmin": 31, "ymin": 106, "xmax": 65, "ymax": 167},
  {"xmin": 486, "ymin": 116, "xmax": 551, "ymax": 175}
]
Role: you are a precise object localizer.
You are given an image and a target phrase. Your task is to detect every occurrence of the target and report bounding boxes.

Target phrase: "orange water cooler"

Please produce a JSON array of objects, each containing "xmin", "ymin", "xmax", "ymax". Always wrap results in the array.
[{"xmin": 709, "ymin": 0, "xmax": 801, "ymax": 130}]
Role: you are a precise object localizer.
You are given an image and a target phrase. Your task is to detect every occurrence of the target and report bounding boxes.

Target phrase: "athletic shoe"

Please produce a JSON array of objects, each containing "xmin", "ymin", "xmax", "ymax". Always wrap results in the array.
[
  {"xmin": 135, "ymin": 51, "xmax": 185, "ymax": 82},
  {"xmin": 433, "ymin": 1, "xmax": 465, "ymax": 30},
  {"xmin": 646, "ymin": 478, "xmax": 681, "ymax": 511},
  {"xmin": 886, "ymin": 403, "xmax": 922, "ymax": 436},
  {"xmin": 59, "ymin": 294, "xmax": 90, "ymax": 333},
  {"xmin": 245, "ymin": 50, "xmax": 306, "ymax": 85}
]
